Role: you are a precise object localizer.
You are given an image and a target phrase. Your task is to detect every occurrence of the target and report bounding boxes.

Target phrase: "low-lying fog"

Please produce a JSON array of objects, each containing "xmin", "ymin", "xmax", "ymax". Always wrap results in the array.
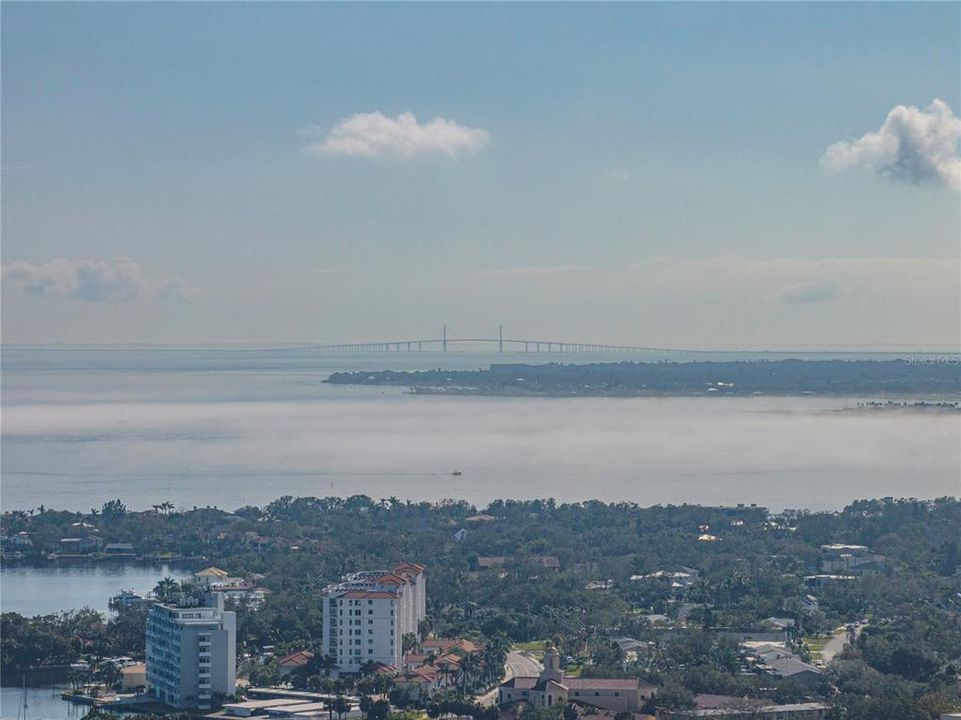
[{"xmin": 4, "ymin": 380, "xmax": 957, "ymax": 511}]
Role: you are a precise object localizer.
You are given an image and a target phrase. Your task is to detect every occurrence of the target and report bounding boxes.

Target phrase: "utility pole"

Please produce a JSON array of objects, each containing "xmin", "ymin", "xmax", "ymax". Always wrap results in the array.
[
  {"xmin": 443, "ymin": 324, "xmax": 447, "ymax": 352},
  {"xmin": 499, "ymin": 324, "xmax": 503, "ymax": 354}
]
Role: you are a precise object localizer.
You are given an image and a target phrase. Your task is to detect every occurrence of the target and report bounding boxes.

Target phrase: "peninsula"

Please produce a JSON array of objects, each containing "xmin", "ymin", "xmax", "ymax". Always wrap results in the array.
[{"xmin": 325, "ymin": 360, "xmax": 961, "ymax": 397}]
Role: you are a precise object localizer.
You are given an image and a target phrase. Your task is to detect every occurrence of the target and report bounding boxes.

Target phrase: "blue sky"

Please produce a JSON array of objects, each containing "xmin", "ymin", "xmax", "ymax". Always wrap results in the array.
[{"xmin": 2, "ymin": 2, "xmax": 959, "ymax": 347}]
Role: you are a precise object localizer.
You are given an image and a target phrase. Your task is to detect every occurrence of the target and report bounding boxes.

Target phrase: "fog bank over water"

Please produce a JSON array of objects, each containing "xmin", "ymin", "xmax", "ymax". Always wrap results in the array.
[{"xmin": 2, "ymin": 349, "xmax": 958, "ymax": 512}]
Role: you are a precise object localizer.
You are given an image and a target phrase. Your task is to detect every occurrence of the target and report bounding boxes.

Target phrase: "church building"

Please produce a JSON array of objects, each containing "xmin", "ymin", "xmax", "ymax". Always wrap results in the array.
[{"xmin": 498, "ymin": 646, "xmax": 656, "ymax": 712}]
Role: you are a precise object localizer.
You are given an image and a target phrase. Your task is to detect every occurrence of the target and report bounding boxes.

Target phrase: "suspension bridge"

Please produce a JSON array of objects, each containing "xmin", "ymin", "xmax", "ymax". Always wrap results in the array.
[{"xmin": 283, "ymin": 325, "xmax": 702, "ymax": 355}]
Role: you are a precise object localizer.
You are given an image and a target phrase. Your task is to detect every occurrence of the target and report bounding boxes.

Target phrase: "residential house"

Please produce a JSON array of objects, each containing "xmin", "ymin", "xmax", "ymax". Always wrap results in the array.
[
  {"xmin": 58, "ymin": 535, "xmax": 101, "ymax": 555},
  {"xmin": 121, "ymin": 663, "xmax": 147, "ymax": 691},
  {"xmin": 820, "ymin": 544, "xmax": 886, "ymax": 576},
  {"xmin": 464, "ymin": 514, "xmax": 496, "ymax": 523},
  {"xmin": 475, "ymin": 556, "xmax": 508, "ymax": 571},
  {"xmin": 743, "ymin": 644, "xmax": 823, "ymax": 687},
  {"xmin": 104, "ymin": 543, "xmax": 136, "ymax": 557},
  {"xmin": 195, "ymin": 567, "xmax": 242, "ymax": 588},
  {"xmin": 635, "ymin": 567, "xmax": 700, "ymax": 589},
  {"xmin": 278, "ymin": 650, "xmax": 314, "ymax": 678}
]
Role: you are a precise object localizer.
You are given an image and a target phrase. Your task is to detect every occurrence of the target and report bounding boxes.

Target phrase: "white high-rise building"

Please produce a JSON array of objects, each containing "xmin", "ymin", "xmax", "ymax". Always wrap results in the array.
[
  {"xmin": 322, "ymin": 562, "xmax": 426, "ymax": 673},
  {"xmin": 145, "ymin": 593, "xmax": 236, "ymax": 709}
]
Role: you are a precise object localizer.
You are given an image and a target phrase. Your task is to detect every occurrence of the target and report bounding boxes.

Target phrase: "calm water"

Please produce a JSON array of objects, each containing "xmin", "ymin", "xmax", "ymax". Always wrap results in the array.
[
  {"xmin": 0, "ymin": 562, "xmax": 181, "ymax": 719},
  {"xmin": 0, "ymin": 686, "xmax": 84, "ymax": 720},
  {"xmin": 0, "ymin": 564, "xmax": 181, "ymax": 616},
  {"xmin": 2, "ymin": 347, "xmax": 959, "ymax": 513}
]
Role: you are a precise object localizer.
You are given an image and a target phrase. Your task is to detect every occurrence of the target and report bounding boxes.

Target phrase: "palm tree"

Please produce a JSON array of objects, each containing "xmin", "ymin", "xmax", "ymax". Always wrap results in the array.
[
  {"xmin": 154, "ymin": 577, "xmax": 179, "ymax": 602},
  {"xmin": 457, "ymin": 654, "xmax": 481, "ymax": 695},
  {"xmin": 334, "ymin": 695, "xmax": 351, "ymax": 720}
]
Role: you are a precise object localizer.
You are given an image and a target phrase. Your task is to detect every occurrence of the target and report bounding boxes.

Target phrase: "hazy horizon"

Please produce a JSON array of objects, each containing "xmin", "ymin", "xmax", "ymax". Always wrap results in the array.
[
  {"xmin": 4, "ymin": 347, "xmax": 958, "ymax": 514},
  {"xmin": 2, "ymin": 3, "xmax": 959, "ymax": 348}
]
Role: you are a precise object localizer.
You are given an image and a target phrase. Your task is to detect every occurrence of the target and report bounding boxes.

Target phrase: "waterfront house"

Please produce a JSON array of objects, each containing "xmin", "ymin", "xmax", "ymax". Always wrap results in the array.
[
  {"xmin": 59, "ymin": 535, "xmax": 101, "ymax": 555},
  {"xmin": 121, "ymin": 662, "xmax": 147, "ymax": 691},
  {"xmin": 104, "ymin": 542, "xmax": 136, "ymax": 557},
  {"xmin": 195, "ymin": 567, "xmax": 242, "ymax": 587}
]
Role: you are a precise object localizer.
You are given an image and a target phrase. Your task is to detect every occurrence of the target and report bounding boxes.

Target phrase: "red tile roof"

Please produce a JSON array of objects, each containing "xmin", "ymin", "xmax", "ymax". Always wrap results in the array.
[
  {"xmin": 501, "ymin": 677, "xmax": 539, "ymax": 689},
  {"xmin": 279, "ymin": 650, "xmax": 314, "ymax": 668},
  {"xmin": 375, "ymin": 573, "xmax": 407, "ymax": 585},
  {"xmin": 564, "ymin": 679, "xmax": 643, "ymax": 690},
  {"xmin": 421, "ymin": 639, "xmax": 458, "ymax": 651}
]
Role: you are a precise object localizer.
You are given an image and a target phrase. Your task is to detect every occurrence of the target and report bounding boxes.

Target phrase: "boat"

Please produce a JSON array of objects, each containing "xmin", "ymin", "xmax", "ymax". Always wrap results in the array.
[{"xmin": 451, "ymin": 470, "xmax": 463, "ymax": 476}]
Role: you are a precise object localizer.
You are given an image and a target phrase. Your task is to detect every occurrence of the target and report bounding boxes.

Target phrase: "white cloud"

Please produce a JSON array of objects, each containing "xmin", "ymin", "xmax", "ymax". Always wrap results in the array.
[
  {"xmin": 302, "ymin": 111, "xmax": 490, "ymax": 159},
  {"xmin": 2, "ymin": 257, "xmax": 195, "ymax": 302},
  {"xmin": 822, "ymin": 99, "xmax": 961, "ymax": 190}
]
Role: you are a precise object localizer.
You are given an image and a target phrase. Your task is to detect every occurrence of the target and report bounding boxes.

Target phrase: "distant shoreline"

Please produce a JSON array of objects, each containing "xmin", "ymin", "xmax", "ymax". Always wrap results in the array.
[{"xmin": 326, "ymin": 359, "xmax": 961, "ymax": 398}]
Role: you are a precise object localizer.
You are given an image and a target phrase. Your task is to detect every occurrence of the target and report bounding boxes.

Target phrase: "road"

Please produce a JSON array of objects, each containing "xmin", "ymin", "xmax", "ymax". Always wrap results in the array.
[
  {"xmin": 821, "ymin": 622, "xmax": 866, "ymax": 664},
  {"xmin": 476, "ymin": 651, "xmax": 543, "ymax": 706}
]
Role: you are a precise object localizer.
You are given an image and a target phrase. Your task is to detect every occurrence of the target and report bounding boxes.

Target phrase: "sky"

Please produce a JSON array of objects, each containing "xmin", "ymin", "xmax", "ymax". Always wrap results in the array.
[{"xmin": 2, "ymin": 2, "xmax": 960, "ymax": 348}]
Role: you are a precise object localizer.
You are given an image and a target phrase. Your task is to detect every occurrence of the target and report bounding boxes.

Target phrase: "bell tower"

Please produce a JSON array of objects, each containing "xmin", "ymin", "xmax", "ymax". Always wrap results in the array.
[{"xmin": 540, "ymin": 644, "xmax": 564, "ymax": 682}]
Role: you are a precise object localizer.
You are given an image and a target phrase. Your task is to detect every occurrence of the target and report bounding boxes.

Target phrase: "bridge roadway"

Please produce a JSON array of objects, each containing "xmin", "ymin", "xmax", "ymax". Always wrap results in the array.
[{"xmin": 283, "ymin": 337, "xmax": 701, "ymax": 354}]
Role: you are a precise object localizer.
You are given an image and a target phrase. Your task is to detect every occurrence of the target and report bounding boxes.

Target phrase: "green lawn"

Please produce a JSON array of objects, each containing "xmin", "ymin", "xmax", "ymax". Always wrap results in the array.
[
  {"xmin": 513, "ymin": 640, "xmax": 549, "ymax": 652},
  {"xmin": 803, "ymin": 636, "xmax": 829, "ymax": 659}
]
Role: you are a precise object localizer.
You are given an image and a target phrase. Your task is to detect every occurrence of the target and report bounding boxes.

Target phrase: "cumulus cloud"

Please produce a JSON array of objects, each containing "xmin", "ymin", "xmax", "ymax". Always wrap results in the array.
[
  {"xmin": 822, "ymin": 99, "xmax": 961, "ymax": 190},
  {"xmin": 2, "ymin": 257, "xmax": 195, "ymax": 302},
  {"xmin": 302, "ymin": 111, "xmax": 490, "ymax": 159}
]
